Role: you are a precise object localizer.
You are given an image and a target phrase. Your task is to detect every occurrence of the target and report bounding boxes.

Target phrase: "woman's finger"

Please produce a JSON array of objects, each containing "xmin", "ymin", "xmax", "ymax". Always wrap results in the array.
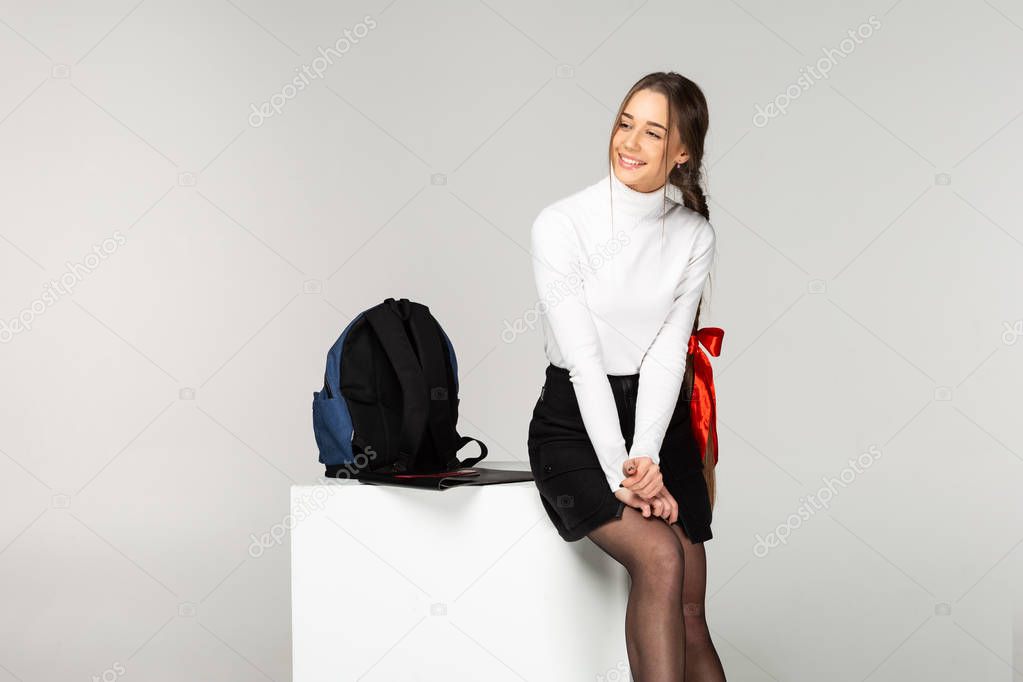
[{"xmin": 640, "ymin": 475, "xmax": 662, "ymax": 500}]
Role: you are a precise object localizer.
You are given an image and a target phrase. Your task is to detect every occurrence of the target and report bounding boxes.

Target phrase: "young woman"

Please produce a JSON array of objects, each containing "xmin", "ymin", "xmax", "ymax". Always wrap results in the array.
[{"xmin": 527, "ymin": 72, "xmax": 726, "ymax": 681}]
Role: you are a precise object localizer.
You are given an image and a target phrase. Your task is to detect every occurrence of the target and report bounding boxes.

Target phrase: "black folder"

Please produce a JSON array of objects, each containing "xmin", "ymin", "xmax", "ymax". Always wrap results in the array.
[{"xmin": 354, "ymin": 466, "xmax": 533, "ymax": 490}]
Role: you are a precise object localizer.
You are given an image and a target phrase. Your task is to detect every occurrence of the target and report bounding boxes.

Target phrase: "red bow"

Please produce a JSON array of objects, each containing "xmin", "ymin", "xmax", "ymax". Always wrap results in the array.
[{"xmin": 687, "ymin": 327, "xmax": 723, "ymax": 466}]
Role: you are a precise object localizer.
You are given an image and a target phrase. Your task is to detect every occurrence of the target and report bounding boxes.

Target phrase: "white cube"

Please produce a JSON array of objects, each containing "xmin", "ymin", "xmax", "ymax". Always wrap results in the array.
[{"xmin": 291, "ymin": 463, "xmax": 631, "ymax": 681}]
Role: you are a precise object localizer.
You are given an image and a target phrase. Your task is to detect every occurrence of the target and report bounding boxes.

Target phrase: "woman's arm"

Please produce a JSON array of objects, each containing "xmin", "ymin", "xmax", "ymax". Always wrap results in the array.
[
  {"xmin": 531, "ymin": 207, "xmax": 631, "ymax": 492},
  {"xmin": 630, "ymin": 218, "xmax": 716, "ymax": 470}
]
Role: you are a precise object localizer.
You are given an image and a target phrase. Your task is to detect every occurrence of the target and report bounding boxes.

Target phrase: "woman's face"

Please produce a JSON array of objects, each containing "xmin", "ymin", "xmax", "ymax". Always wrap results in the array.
[{"xmin": 611, "ymin": 88, "xmax": 688, "ymax": 192}]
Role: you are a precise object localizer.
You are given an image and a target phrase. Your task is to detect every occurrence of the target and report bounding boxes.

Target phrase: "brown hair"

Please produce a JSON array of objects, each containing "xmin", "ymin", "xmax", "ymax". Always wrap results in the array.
[{"xmin": 606, "ymin": 72, "xmax": 718, "ymax": 509}]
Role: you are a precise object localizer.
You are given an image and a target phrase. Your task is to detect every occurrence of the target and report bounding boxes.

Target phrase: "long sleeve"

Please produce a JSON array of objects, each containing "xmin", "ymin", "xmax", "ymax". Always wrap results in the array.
[
  {"xmin": 631, "ymin": 219, "xmax": 716, "ymax": 466},
  {"xmin": 531, "ymin": 207, "xmax": 631, "ymax": 491}
]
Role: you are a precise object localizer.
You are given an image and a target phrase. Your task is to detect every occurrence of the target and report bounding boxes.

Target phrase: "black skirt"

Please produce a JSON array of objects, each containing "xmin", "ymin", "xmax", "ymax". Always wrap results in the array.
[{"xmin": 526, "ymin": 362, "xmax": 713, "ymax": 543}]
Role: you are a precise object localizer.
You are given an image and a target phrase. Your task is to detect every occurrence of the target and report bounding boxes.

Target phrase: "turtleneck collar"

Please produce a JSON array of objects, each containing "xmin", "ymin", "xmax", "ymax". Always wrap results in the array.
[{"xmin": 606, "ymin": 171, "xmax": 684, "ymax": 222}]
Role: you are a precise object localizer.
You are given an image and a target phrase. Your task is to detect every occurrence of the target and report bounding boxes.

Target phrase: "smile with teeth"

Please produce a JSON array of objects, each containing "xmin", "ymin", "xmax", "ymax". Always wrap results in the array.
[{"xmin": 618, "ymin": 152, "xmax": 646, "ymax": 169}]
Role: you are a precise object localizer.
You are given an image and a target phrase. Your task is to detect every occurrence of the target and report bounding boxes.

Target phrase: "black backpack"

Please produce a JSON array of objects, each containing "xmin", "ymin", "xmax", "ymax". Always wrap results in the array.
[{"xmin": 313, "ymin": 297, "xmax": 488, "ymax": 478}]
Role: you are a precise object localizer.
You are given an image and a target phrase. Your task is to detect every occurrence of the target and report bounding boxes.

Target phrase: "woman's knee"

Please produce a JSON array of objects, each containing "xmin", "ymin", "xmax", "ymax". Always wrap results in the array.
[{"xmin": 635, "ymin": 540, "xmax": 685, "ymax": 586}]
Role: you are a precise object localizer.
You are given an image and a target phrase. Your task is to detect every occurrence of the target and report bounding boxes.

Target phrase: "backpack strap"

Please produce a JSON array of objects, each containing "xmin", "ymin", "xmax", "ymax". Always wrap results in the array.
[
  {"xmin": 407, "ymin": 305, "xmax": 458, "ymax": 468},
  {"xmin": 452, "ymin": 436, "xmax": 488, "ymax": 468},
  {"xmin": 364, "ymin": 304, "xmax": 430, "ymax": 468},
  {"xmin": 408, "ymin": 304, "xmax": 488, "ymax": 469}
]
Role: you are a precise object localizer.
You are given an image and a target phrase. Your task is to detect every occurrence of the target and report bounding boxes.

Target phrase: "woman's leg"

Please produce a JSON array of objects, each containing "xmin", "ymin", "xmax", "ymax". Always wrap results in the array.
[
  {"xmin": 668, "ymin": 525, "xmax": 726, "ymax": 681},
  {"xmin": 587, "ymin": 506, "xmax": 687, "ymax": 682}
]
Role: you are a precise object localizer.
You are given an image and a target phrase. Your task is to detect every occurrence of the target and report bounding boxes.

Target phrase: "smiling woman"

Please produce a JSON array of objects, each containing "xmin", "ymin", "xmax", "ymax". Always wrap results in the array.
[{"xmin": 527, "ymin": 72, "xmax": 725, "ymax": 681}]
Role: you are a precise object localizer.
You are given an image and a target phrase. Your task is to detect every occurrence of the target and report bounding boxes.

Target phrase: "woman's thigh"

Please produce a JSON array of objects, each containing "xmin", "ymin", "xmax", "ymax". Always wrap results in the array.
[
  {"xmin": 586, "ymin": 506, "xmax": 686, "ymax": 577},
  {"xmin": 585, "ymin": 508, "xmax": 708, "ymax": 608}
]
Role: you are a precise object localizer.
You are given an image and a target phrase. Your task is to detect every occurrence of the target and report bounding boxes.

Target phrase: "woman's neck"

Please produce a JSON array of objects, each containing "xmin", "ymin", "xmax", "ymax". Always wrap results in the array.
[{"xmin": 607, "ymin": 170, "xmax": 682, "ymax": 222}]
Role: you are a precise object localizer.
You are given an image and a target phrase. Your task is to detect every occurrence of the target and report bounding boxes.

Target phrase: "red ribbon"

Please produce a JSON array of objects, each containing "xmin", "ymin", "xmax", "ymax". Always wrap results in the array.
[{"xmin": 687, "ymin": 327, "xmax": 723, "ymax": 466}]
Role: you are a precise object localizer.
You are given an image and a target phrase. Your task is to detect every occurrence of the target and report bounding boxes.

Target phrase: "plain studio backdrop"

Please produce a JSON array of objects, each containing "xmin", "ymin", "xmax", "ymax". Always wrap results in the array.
[{"xmin": 1, "ymin": 0, "xmax": 1022, "ymax": 680}]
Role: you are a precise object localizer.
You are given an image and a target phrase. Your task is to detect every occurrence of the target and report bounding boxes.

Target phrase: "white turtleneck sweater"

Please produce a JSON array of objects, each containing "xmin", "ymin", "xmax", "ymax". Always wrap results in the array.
[{"xmin": 530, "ymin": 171, "xmax": 716, "ymax": 492}]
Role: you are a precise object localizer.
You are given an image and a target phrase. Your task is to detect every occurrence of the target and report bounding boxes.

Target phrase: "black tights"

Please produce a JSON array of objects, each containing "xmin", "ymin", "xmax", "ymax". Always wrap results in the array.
[{"xmin": 587, "ymin": 506, "xmax": 726, "ymax": 682}]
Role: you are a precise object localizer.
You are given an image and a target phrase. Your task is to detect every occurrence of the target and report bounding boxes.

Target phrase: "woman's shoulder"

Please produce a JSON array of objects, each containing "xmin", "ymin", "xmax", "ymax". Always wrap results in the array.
[
  {"xmin": 535, "ymin": 178, "xmax": 600, "ymax": 221},
  {"xmin": 670, "ymin": 203, "xmax": 715, "ymax": 241},
  {"xmin": 531, "ymin": 178, "xmax": 601, "ymax": 239}
]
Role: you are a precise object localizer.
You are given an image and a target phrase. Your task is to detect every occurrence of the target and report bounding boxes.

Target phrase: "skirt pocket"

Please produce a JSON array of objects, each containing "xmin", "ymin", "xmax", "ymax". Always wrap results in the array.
[{"xmin": 533, "ymin": 442, "xmax": 609, "ymax": 532}]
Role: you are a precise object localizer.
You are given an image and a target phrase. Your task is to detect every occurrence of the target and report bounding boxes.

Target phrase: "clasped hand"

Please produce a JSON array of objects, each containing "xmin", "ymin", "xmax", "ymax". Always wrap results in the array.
[{"xmin": 614, "ymin": 456, "xmax": 679, "ymax": 524}]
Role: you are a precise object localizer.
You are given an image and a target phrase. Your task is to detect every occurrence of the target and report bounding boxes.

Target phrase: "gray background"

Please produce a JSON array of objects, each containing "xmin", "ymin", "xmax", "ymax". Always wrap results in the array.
[{"xmin": 1, "ymin": 0, "xmax": 1021, "ymax": 680}]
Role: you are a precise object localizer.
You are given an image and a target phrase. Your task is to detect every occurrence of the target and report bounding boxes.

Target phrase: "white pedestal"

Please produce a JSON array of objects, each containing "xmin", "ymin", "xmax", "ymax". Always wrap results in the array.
[{"xmin": 291, "ymin": 462, "xmax": 631, "ymax": 682}]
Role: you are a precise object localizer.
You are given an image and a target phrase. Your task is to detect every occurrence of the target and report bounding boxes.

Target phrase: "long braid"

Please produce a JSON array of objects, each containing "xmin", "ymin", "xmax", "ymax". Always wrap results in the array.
[
  {"xmin": 669, "ymin": 160, "xmax": 716, "ymax": 509},
  {"xmin": 668, "ymin": 160, "xmax": 711, "ymax": 334}
]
